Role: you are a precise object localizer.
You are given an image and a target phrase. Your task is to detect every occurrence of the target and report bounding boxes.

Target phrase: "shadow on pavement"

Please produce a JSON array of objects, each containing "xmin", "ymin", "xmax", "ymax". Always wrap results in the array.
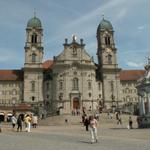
[
  {"xmin": 110, "ymin": 128, "xmax": 128, "ymax": 130},
  {"xmin": 78, "ymin": 140, "xmax": 92, "ymax": 144}
]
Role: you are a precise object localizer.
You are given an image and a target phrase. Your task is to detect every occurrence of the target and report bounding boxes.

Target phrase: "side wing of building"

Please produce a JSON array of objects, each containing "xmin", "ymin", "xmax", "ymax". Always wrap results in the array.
[{"xmin": 119, "ymin": 70, "xmax": 145, "ymax": 113}]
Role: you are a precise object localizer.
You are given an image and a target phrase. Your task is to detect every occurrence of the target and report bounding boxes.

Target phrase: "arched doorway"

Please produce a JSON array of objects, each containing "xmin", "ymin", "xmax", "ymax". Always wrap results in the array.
[
  {"xmin": 7, "ymin": 113, "xmax": 12, "ymax": 122},
  {"xmin": 73, "ymin": 97, "xmax": 80, "ymax": 109},
  {"xmin": 0, "ymin": 112, "xmax": 5, "ymax": 122}
]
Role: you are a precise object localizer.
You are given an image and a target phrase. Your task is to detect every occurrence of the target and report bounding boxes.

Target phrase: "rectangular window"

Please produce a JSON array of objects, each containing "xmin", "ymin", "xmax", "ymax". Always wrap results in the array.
[
  {"xmin": 72, "ymin": 78, "xmax": 78, "ymax": 90},
  {"xmin": 46, "ymin": 82, "xmax": 49, "ymax": 91},
  {"xmin": 98, "ymin": 83, "xmax": 101, "ymax": 91},
  {"xmin": 59, "ymin": 93, "xmax": 63, "ymax": 100},
  {"xmin": 110, "ymin": 81, "xmax": 114, "ymax": 92},
  {"xmin": 31, "ymin": 81, "xmax": 35, "ymax": 92},
  {"xmin": 59, "ymin": 81, "xmax": 63, "ymax": 90},
  {"xmin": 32, "ymin": 96, "xmax": 35, "ymax": 101}
]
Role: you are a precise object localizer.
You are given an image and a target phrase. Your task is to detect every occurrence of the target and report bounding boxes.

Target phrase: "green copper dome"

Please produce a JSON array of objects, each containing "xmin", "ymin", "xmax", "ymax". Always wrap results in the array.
[
  {"xmin": 27, "ymin": 16, "xmax": 42, "ymax": 28},
  {"xmin": 98, "ymin": 18, "xmax": 113, "ymax": 30}
]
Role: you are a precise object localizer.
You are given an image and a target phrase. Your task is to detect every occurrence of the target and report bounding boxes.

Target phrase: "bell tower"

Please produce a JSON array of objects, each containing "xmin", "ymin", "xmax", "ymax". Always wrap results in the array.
[
  {"xmin": 24, "ymin": 14, "xmax": 43, "ymax": 68},
  {"xmin": 23, "ymin": 14, "xmax": 44, "ymax": 107},
  {"xmin": 97, "ymin": 17, "xmax": 121, "ymax": 109}
]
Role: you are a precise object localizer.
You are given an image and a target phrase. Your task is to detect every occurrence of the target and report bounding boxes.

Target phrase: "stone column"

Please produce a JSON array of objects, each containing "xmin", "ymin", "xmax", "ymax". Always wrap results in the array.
[
  {"xmin": 138, "ymin": 96, "xmax": 141, "ymax": 115},
  {"xmin": 139, "ymin": 96, "xmax": 145, "ymax": 116},
  {"xmin": 148, "ymin": 95, "xmax": 150, "ymax": 115}
]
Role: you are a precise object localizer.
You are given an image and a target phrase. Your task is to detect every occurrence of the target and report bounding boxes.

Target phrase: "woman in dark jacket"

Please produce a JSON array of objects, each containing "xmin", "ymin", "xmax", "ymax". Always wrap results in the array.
[
  {"xmin": 17, "ymin": 115, "xmax": 22, "ymax": 132},
  {"xmin": 84, "ymin": 116, "xmax": 90, "ymax": 131}
]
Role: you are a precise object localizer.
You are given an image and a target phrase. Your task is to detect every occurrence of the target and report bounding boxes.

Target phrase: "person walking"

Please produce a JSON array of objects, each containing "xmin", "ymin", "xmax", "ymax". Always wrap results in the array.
[
  {"xmin": 32, "ymin": 115, "xmax": 38, "ymax": 128},
  {"xmin": 11, "ymin": 115, "xmax": 17, "ymax": 130},
  {"xmin": 84, "ymin": 115, "xmax": 89, "ymax": 131},
  {"xmin": 128, "ymin": 116, "xmax": 133, "ymax": 129},
  {"xmin": 89, "ymin": 115, "xmax": 98, "ymax": 144},
  {"xmin": 117, "ymin": 113, "xmax": 122, "ymax": 125},
  {"xmin": 25, "ymin": 114, "xmax": 32, "ymax": 132},
  {"xmin": 17, "ymin": 115, "xmax": 22, "ymax": 132}
]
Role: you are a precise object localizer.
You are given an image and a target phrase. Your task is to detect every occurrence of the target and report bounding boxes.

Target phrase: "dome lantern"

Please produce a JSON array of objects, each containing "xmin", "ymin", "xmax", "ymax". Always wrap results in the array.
[
  {"xmin": 97, "ymin": 17, "xmax": 113, "ymax": 31},
  {"xmin": 27, "ymin": 15, "xmax": 42, "ymax": 28}
]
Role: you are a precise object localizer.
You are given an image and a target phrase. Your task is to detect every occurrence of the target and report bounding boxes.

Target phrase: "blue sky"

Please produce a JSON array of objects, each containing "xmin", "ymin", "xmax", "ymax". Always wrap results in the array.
[{"xmin": 0, "ymin": 0, "xmax": 149, "ymax": 70}]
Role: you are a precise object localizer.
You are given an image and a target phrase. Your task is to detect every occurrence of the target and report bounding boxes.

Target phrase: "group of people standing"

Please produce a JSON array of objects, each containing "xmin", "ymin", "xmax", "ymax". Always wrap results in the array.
[{"xmin": 11, "ymin": 114, "xmax": 38, "ymax": 132}]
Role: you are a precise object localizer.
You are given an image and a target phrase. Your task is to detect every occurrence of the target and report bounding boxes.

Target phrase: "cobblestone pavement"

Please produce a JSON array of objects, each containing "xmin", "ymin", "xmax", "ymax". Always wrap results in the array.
[
  {"xmin": 0, "ymin": 123, "xmax": 150, "ymax": 150},
  {"xmin": 0, "ymin": 114, "xmax": 150, "ymax": 150}
]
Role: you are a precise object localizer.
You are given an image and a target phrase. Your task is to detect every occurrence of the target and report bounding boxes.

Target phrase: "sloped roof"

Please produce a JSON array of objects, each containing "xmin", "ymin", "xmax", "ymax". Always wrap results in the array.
[
  {"xmin": 120, "ymin": 70, "xmax": 145, "ymax": 81},
  {"xmin": 0, "ymin": 70, "xmax": 23, "ymax": 81},
  {"xmin": 42, "ymin": 60, "xmax": 54, "ymax": 69}
]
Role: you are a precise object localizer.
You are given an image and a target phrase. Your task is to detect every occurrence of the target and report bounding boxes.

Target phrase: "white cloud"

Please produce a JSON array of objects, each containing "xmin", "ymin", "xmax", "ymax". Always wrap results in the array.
[
  {"xmin": 65, "ymin": 0, "xmax": 127, "ymax": 29},
  {"xmin": 138, "ymin": 25, "xmax": 145, "ymax": 30},
  {"xmin": 45, "ymin": 0, "xmax": 129, "ymax": 47},
  {"xmin": 115, "ymin": 8, "xmax": 127, "ymax": 21},
  {"xmin": 0, "ymin": 0, "xmax": 149, "ymax": 69},
  {"xmin": 126, "ymin": 61, "xmax": 144, "ymax": 67}
]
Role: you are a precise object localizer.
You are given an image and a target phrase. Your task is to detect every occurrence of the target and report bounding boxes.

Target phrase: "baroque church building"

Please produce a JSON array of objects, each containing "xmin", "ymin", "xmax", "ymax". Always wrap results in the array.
[{"xmin": 0, "ymin": 15, "xmax": 145, "ymax": 119}]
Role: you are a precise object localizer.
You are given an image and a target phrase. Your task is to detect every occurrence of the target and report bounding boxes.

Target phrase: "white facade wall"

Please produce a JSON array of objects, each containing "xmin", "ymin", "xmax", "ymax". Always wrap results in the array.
[
  {"xmin": 0, "ymin": 82, "xmax": 23, "ymax": 104},
  {"xmin": 52, "ymin": 39, "xmax": 101, "ymax": 113}
]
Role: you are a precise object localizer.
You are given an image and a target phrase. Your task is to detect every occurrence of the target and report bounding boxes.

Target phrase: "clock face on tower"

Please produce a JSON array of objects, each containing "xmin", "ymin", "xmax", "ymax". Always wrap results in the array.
[
  {"xmin": 32, "ymin": 47, "xmax": 36, "ymax": 51},
  {"xmin": 106, "ymin": 48, "xmax": 112, "ymax": 53}
]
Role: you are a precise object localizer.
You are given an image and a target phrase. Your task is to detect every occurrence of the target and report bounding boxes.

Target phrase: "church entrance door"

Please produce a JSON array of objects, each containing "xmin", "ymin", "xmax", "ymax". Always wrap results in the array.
[{"xmin": 73, "ymin": 97, "xmax": 80, "ymax": 109}]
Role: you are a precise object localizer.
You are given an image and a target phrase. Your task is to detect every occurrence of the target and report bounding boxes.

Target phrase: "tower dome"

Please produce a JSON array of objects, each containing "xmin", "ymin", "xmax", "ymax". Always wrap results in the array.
[
  {"xmin": 27, "ymin": 16, "xmax": 42, "ymax": 28},
  {"xmin": 97, "ymin": 18, "xmax": 113, "ymax": 31}
]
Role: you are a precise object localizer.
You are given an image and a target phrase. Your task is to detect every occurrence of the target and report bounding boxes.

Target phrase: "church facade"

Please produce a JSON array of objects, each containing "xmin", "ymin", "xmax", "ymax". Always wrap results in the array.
[{"xmin": 0, "ymin": 15, "xmax": 145, "ymax": 119}]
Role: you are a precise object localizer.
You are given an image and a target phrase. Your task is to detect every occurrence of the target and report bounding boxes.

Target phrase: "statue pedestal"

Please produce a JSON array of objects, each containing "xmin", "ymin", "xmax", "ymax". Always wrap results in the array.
[{"xmin": 137, "ymin": 115, "xmax": 150, "ymax": 128}]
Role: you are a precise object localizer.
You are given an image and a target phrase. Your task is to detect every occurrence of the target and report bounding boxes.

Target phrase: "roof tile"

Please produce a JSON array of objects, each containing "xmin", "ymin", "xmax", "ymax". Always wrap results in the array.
[
  {"xmin": 0, "ymin": 70, "xmax": 23, "ymax": 81},
  {"xmin": 120, "ymin": 70, "xmax": 145, "ymax": 81},
  {"xmin": 43, "ymin": 60, "xmax": 53, "ymax": 69}
]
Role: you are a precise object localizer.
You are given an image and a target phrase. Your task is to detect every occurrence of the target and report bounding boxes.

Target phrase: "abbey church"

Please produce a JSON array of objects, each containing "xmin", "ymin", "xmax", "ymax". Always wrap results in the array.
[{"xmin": 0, "ymin": 15, "xmax": 145, "ymax": 118}]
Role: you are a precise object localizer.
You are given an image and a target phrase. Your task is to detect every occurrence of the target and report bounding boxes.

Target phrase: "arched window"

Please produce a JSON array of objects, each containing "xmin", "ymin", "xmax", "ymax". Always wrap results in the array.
[
  {"xmin": 108, "ymin": 54, "xmax": 112, "ymax": 64},
  {"xmin": 32, "ymin": 53, "xmax": 36, "ymax": 62},
  {"xmin": 72, "ymin": 78, "xmax": 79, "ymax": 90},
  {"xmin": 72, "ymin": 46, "xmax": 77, "ymax": 56},
  {"xmin": 12, "ymin": 89, "xmax": 17, "ymax": 95},
  {"xmin": 31, "ymin": 33, "xmax": 37, "ymax": 43},
  {"xmin": 31, "ymin": 81, "xmax": 35, "ymax": 92},
  {"xmin": 105, "ymin": 36, "xmax": 110, "ymax": 45},
  {"xmin": 88, "ymin": 81, "xmax": 92, "ymax": 90},
  {"xmin": 32, "ymin": 96, "xmax": 35, "ymax": 101},
  {"xmin": 89, "ymin": 93, "xmax": 91, "ymax": 97}
]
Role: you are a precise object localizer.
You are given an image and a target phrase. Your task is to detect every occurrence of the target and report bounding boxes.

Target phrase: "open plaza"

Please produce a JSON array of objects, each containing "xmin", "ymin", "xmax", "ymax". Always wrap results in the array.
[{"xmin": 0, "ymin": 114, "xmax": 150, "ymax": 150}]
